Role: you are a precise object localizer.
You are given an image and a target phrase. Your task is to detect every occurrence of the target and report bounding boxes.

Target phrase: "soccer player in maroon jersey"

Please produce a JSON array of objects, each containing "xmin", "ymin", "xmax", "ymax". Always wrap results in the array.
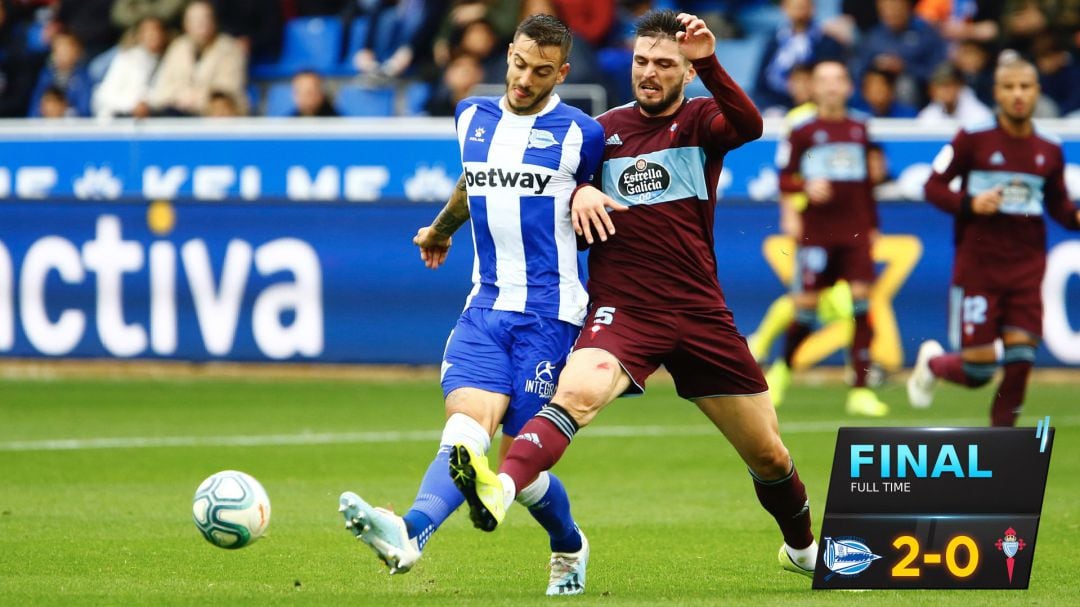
[
  {"xmin": 449, "ymin": 10, "xmax": 820, "ymax": 579},
  {"xmin": 909, "ymin": 56, "xmax": 1080, "ymax": 426},
  {"xmin": 767, "ymin": 60, "xmax": 889, "ymax": 417}
]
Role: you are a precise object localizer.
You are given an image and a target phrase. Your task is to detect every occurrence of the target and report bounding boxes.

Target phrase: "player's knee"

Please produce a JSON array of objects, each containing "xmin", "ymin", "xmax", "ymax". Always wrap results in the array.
[
  {"xmin": 747, "ymin": 440, "xmax": 791, "ymax": 480},
  {"xmin": 792, "ymin": 292, "xmax": 818, "ymax": 312},
  {"xmin": 552, "ymin": 384, "xmax": 608, "ymax": 426},
  {"xmin": 961, "ymin": 361, "xmax": 997, "ymax": 387},
  {"xmin": 444, "ymin": 392, "xmax": 500, "ymax": 436},
  {"xmin": 849, "ymin": 281, "xmax": 872, "ymax": 301}
]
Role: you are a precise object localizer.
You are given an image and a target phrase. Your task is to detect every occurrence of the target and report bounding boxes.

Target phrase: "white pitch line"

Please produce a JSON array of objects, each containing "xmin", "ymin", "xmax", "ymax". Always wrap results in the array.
[{"xmin": 1, "ymin": 416, "xmax": 1077, "ymax": 452}]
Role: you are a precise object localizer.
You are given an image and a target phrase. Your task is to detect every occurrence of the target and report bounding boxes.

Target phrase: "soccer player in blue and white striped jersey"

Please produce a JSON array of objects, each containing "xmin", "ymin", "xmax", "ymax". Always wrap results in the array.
[{"xmin": 340, "ymin": 14, "xmax": 612, "ymax": 596}]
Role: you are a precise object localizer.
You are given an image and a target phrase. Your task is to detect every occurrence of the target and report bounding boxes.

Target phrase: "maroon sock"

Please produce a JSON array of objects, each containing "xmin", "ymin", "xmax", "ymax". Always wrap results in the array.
[
  {"xmin": 851, "ymin": 311, "xmax": 872, "ymax": 387},
  {"xmin": 929, "ymin": 353, "xmax": 975, "ymax": 386},
  {"xmin": 499, "ymin": 404, "xmax": 578, "ymax": 495},
  {"xmin": 782, "ymin": 314, "xmax": 815, "ymax": 367},
  {"xmin": 752, "ymin": 465, "xmax": 814, "ymax": 549},
  {"xmin": 991, "ymin": 361, "xmax": 1031, "ymax": 427}
]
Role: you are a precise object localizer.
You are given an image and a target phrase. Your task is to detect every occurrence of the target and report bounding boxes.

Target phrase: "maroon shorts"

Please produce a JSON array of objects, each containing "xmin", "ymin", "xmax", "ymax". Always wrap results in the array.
[
  {"xmin": 949, "ymin": 283, "xmax": 1042, "ymax": 349},
  {"xmin": 794, "ymin": 241, "xmax": 875, "ymax": 292},
  {"xmin": 573, "ymin": 303, "xmax": 768, "ymax": 399}
]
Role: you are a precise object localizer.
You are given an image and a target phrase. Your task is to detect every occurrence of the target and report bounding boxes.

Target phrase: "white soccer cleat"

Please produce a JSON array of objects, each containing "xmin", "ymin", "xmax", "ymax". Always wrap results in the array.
[
  {"xmin": 778, "ymin": 541, "xmax": 817, "ymax": 578},
  {"xmin": 339, "ymin": 491, "xmax": 421, "ymax": 574},
  {"xmin": 907, "ymin": 340, "xmax": 944, "ymax": 409},
  {"xmin": 547, "ymin": 529, "xmax": 589, "ymax": 595}
]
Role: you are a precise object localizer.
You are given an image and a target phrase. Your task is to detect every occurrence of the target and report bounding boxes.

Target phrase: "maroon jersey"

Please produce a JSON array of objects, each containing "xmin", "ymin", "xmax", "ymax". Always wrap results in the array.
[
  {"xmin": 924, "ymin": 120, "xmax": 1080, "ymax": 289},
  {"xmin": 588, "ymin": 55, "xmax": 763, "ymax": 308},
  {"xmin": 778, "ymin": 112, "xmax": 879, "ymax": 247}
]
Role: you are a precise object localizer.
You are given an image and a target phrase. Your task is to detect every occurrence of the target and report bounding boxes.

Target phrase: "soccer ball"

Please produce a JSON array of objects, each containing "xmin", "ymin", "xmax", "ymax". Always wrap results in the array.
[{"xmin": 192, "ymin": 470, "xmax": 271, "ymax": 549}]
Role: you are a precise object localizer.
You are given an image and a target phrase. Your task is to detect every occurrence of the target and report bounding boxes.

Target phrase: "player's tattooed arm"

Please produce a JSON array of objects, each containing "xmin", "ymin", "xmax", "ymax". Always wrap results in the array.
[
  {"xmin": 432, "ymin": 174, "xmax": 470, "ymax": 237},
  {"xmin": 414, "ymin": 175, "xmax": 467, "ymax": 269}
]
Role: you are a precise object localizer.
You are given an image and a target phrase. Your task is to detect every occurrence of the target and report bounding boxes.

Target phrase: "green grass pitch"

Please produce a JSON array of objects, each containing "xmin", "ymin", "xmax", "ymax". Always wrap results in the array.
[{"xmin": 1, "ymin": 373, "xmax": 1076, "ymax": 605}]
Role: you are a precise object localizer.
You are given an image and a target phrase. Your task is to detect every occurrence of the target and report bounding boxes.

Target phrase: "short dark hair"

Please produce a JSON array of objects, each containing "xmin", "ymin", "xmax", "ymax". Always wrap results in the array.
[
  {"xmin": 789, "ymin": 62, "xmax": 813, "ymax": 76},
  {"xmin": 634, "ymin": 9, "xmax": 684, "ymax": 41},
  {"xmin": 514, "ymin": 14, "xmax": 572, "ymax": 62},
  {"xmin": 209, "ymin": 90, "xmax": 239, "ymax": 106},
  {"xmin": 41, "ymin": 85, "xmax": 67, "ymax": 102},
  {"xmin": 864, "ymin": 66, "xmax": 898, "ymax": 87}
]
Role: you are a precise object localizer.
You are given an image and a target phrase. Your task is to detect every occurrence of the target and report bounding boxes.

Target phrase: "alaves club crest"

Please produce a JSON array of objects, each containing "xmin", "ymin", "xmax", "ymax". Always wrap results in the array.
[{"xmin": 823, "ymin": 536, "xmax": 882, "ymax": 578}]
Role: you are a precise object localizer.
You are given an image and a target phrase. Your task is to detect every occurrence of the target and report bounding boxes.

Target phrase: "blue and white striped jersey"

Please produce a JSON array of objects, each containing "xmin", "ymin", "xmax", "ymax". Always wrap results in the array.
[{"xmin": 455, "ymin": 94, "xmax": 604, "ymax": 326}]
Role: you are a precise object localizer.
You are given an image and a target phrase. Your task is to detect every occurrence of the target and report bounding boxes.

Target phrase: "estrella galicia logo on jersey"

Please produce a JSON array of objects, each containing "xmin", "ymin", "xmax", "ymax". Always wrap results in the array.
[
  {"xmin": 525, "ymin": 360, "xmax": 556, "ymax": 398},
  {"xmin": 464, "ymin": 167, "xmax": 552, "ymax": 194},
  {"xmin": 823, "ymin": 536, "xmax": 882, "ymax": 577},
  {"xmin": 1002, "ymin": 178, "xmax": 1033, "ymax": 207},
  {"xmin": 617, "ymin": 158, "xmax": 671, "ymax": 202},
  {"xmin": 829, "ymin": 146, "xmax": 858, "ymax": 173},
  {"xmin": 528, "ymin": 129, "xmax": 557, "ymax": 149}
]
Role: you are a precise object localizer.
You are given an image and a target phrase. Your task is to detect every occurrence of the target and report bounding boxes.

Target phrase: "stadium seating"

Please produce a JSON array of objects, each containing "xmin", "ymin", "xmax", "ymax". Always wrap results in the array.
[
  {"xmin": 252, "ymin": 17, "xmax": 344, "ymax": 79},
  {"xmin": 816, "ymin": 0, "xmax": 843, "ymax": 20},
  {"xmin": 24, "ymin": 20, "xmax": 49, "ymax": 53},
  {"xmin": 403, "ymin": 81, "xmax": 432, "ymax": 116},
  {"xmin": 264, "ymin": 82, "xmax": 296, "ymax": 117},
  {"xmin": 335, "ymin": 84, "xmax": 395, "ymax": 116}
]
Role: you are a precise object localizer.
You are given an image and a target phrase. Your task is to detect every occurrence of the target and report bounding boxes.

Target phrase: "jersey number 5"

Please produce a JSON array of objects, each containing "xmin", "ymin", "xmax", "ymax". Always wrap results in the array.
[{"xmin": 593, "ymin": 306, "xmax": 617, "ymax": 325}]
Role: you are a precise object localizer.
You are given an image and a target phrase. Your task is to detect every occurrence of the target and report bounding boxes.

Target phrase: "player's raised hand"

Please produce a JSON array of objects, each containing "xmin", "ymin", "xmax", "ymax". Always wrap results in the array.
[
  {"xmin": 971, "ymin": 186, "xmax": 1003, "ymax": 215},
  {"xmin": 675, "ymin": 13, "xmax": 715, "ymax": 61},
  {"xmin": 805, "ymin": 178, "xmax": 833, "ymax": 204},
  {"xmin": 413, "ymin": 226, "xmax": 452, "ymax": 269},
  {"xmin": 571, "ymin": 184, "xmax": 629, "ymax": 245}
]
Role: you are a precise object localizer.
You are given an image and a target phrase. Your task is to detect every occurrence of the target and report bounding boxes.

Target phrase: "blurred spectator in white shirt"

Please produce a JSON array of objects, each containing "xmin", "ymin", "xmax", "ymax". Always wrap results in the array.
[
  {"xmin": 917, "ymin": 62, "xmax": 993, "ymax": 126},
  {"xmin": 93, "ymin": 17, "xmax": 168, "ymax": 118}
]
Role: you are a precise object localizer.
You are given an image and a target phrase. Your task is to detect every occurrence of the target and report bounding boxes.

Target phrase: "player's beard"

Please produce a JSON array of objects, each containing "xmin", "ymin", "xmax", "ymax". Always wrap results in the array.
[
  {"xmin": 999, "ymin": 101, "xmax": 1035, "ymax": 127},
  {"xmin": 505, "ymin": 78, "xmax": 556, "ymax": 115},
  {"xmin": 635, "ymin": 79, "xmax": 683, "ymax": 116}
]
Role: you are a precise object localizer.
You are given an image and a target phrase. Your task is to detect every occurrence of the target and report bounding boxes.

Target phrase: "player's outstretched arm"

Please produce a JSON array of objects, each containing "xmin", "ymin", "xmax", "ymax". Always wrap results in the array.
[
  {"xmin": 414, "ymin": 174, "xmax": 469, "ymax": 269},
  {"xmin": 675, "ymin": 13, "xmax": 763, "ymax": 146},
  {"xmin": 571, "ymin": 184, "xmax": 628, "ymax": 245}
]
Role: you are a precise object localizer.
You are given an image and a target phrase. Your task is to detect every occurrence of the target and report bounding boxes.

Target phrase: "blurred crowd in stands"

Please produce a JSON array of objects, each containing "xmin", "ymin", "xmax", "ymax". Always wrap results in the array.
[{"xmin": 1, "ymin": 0, "xmax": 1079, "ymax": 122}]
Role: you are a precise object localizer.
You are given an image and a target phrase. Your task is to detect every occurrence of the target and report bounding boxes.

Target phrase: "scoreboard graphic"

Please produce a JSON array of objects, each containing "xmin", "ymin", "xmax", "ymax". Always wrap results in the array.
[{"xmin": 814, "ymin": 419, "xmax": 1055, "ymax": 589}]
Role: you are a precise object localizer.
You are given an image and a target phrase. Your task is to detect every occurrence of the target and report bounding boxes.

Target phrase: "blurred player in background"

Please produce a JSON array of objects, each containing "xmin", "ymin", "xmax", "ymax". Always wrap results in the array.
[
  {"xmin": 910, "ymin": 55, "xmax": 1080, "ymax": 426},
  {"xmin": 449, "ymin": 10, "xmax": 820, "ymax": 580},
  {"xmin": 750, "ymin": 73, "xmax": 864, "ymax": 383},
  {"xmin": 767, "ymin": 60, "xmax": 889, "ymax": 417},
  {"xmin": 338, "ymin": 14, "xmax": 605, "ymax": 596}
]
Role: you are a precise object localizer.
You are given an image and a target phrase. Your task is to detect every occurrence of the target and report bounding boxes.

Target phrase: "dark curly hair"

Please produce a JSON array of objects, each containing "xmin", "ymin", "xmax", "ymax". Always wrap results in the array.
[
  {"xmin": 515, "ymin": 14, "xmax": 573, "ymax": 62},
  {"xmin": 634, "ymin": 9, "xmax": 684, "ymax": 41}
]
